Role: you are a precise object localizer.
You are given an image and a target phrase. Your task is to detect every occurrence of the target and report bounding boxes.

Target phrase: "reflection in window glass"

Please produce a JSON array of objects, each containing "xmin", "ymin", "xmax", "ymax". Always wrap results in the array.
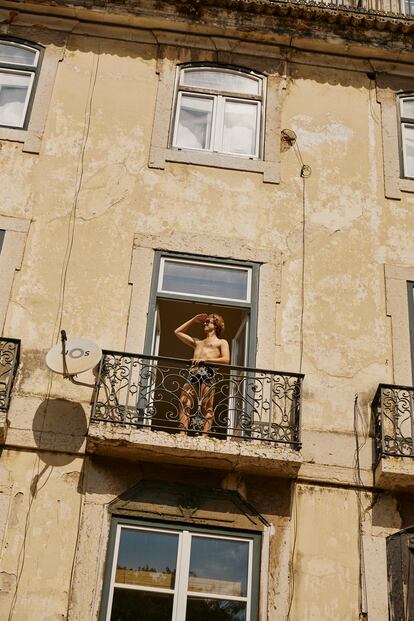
[
  {"xmin": 161, "ymin": 260, "xmax": 250, "ymax": 302},
  {"xmin": 188, "ymin": 537, "xmax": 249, "ymax": 597},
  {"xmin": 0, "ymin": 72, "xmax": 31, "ymax": 127},
  {"xmin": 222, "ymin": 100, "xmax": 258, "ymax": 156},
  {"xmin": 186, "ymin": 597, "xmax": 247, "ymax": 621},
  {"xmin": 402, "ymin": 98, "xmax": 414, "ymax": 119},
  {"xmin": 175, "ymin": 95, "xmax": 213, "ymax": 150},
  {"xmin": 181, "ymin": 69, "xmax": 259, "ymax": 95},
  {"xmin": 104, "ymin": 524, "xmax": 257, "ymax": 621},
  {"xmin": 403, "ymin": 124, "xmax": 414, "ymax": 178},
  {"xmin": 110, "ymin": 588, "xmax": 174, "ymax": 621},
  {"xmin": 116, "ymin": 529, "xmax": 178, "ymax": 589},
  {"xmin": 0, "ymin": 43, "xmax": 37, "ymax": 66}
]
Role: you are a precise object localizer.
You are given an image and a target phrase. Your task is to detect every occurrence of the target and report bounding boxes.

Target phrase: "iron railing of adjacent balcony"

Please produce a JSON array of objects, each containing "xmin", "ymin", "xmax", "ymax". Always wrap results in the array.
[
  {"xmin": 0, "ymin": 338, "xmax": 20, "ymax": 413},
  {"xmin": 91, "ymin": 351, "xmax": 304, "ymax": 449},
  {"xmin": 293, "ymin": 0, "xmax": 414, "ymax": 17},
  {"xmin": 372, "ymin": 384, "xmax": 414, "ymax": 463}
]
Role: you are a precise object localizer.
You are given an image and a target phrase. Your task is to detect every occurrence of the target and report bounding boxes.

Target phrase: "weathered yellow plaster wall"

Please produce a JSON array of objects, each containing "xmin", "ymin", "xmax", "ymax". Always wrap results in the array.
[
  {"xmin": 0, "ymin": 450, "xmax": 82, "ymax": 620},
  {"xmin": 289, "ymin": 485, "xmax": 361, "ymax": 620},
  {"xmin": 0, "ymin": 11, "xmax": 413, "ymax": 621}
]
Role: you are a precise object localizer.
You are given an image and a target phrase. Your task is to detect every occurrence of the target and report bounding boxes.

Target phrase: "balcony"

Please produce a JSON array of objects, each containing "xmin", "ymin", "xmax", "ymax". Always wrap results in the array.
[
  {"xmin": 0, "ymin": 337, "xmax": 20, "ymax": 442},
  {"xmin": 87, "ymin": 351, "xmax": 304, "ymax": 476},
  {"xmin": 316, "ymin": 0, "xmax": 413, "ymax": 15},
  {"xmin": 372, "ymin": 384, "xmax": 414, "ymax": 489}
]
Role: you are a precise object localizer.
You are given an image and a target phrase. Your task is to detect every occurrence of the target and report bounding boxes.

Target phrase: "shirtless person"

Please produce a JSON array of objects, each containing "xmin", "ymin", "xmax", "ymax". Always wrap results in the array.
[{"xmin": 174, "ymin": 313, "xmax": 230, "ymax": 434}]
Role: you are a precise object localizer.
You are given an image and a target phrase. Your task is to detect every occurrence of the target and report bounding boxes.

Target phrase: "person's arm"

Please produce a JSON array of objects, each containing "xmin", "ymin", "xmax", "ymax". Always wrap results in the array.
[
  {"xmin": 215, "ymin": 339, "xmax": 230, "ymax": 365},
  {"xmin": 174, "ymin": 314, "xmax": 207, "ymax": 349}
]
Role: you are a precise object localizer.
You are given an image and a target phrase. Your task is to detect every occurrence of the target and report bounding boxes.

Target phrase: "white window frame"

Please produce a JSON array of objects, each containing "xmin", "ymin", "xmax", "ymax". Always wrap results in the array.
[
  {"xmin": 171, "ymin": 66, "xmax": 264, "ymax": 160},
  {"xmin": 105, "ymin": 523, "xmax": 255, "ymax": 621},
  {"xmin": 400, "ymin": 95, "xmax": 414, "ymax": 179},
  {"xmin": 157, "ymin": 256, "xmax": 253, "ymax": 304},
  {"xmin": 0, "ymin": 40, "xmax": 40, "ymax": 129}
]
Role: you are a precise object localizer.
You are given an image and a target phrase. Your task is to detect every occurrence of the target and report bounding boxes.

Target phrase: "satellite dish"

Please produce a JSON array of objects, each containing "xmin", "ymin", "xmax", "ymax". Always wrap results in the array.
[{"xmin": 46, "ymin": 337, "xmax": 102, "ymax": 376}]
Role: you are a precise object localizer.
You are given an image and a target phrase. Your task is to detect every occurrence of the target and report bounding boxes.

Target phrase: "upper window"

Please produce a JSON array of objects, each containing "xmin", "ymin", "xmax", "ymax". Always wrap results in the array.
[
  {"xmin": 405, "ymin": 0, "xmax": 414, "ymax": 15},
  {"xmin": 0, "ymin": 39, "xmax": 40, "ymax": 129},
  {"xmin": 100, "ymin": 519, "xmax": 260, "ymax": 621},
  {"xmin": 171, "ymin": 66, "xmax": 264, "ymax": 159},
  {"xmin": 399, "ymin": 95, "xmax": 414, "ymax": 179}
]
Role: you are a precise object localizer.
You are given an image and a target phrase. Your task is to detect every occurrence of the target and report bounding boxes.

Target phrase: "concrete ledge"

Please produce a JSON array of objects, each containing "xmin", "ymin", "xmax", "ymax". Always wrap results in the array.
[
  {"xmin": 375, "ymin": 456, "xmax": 414, "ymax": 490},
  {"xmin": 86, "ymin": 422, "xmax": 302, "ymax": 477}
]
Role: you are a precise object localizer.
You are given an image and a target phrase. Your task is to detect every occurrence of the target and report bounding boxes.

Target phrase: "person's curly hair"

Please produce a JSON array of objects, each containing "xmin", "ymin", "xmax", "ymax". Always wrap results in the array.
[{"xmin": 207, "ymin": 313, "xmax": 225, "ymax": 337}]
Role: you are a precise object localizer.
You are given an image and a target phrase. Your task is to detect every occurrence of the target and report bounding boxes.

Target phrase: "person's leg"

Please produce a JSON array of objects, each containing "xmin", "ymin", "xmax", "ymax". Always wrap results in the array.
[
  {"xmin": 201, "ymin": 383, "xmax": 215, "ymax": 434},
  {"xmin": 179, "ymin": 382, "xmax": 195, "ymax": 432}
]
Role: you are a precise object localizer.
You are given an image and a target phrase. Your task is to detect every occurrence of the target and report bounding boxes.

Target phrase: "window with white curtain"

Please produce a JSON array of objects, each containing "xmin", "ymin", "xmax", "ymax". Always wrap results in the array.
[
  {"xmin": 0, "ymin": 40, "xmax": 40, "ymax": 129},
  {"xmin": 171, "ymin": 66, "xmax": 264, "ymax": 159},
  {"xmin": 400, "ymin": 95, "xmax": 414, "ymax": 179}
]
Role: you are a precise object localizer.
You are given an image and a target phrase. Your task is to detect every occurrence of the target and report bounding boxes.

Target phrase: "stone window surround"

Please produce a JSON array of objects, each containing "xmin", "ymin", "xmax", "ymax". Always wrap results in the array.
[
  {"xmin": 148, "ymin": 45, "xmax": 284, "ymax": 184},
  {"xmin": 0, "ymin": 215, "xmax": 30, "ymax": 335},
  {"xmin": 384, "ymin": 263, "xmax": 414, "ymax": 386},
  {"xmin": 126, "ymin": 232, "xmax": 282, "ymax": 371},
  {"xmin": 377, "ymin": 74, "xmax": 414, "ymax": 200},
  {"xmin": 0, "ymin": 26, "xmax": 64, "ymax": 154},
  {"xmin": 66, "ymin": 478, "xmax": 278, "ymax": 621}
]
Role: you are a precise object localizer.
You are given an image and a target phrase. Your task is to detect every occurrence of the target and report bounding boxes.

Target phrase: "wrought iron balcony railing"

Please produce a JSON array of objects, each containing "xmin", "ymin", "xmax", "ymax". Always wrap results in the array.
[
  {"xmin": 91, "ymin": 351, "xmax": 303, "ymax": 449},
  {"xmin": 372, "ymin": 384, "xmax": 414, "ymax": 463},
  {"xmin": 315, "ymin": 0, "xmax": 413, "ymax": 16},
  {"xmin": 0, "ymin": 338, "xmax": 20, "ymax": 413}
]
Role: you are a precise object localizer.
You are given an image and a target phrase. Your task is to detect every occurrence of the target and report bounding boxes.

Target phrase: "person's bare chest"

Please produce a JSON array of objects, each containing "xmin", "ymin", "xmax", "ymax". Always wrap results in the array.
[{"xmin": 194, "ymin": 339, "xmax": 220, "ymax": 359}]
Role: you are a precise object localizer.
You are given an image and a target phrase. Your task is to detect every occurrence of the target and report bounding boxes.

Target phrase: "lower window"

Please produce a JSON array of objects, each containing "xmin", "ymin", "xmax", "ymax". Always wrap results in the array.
[{"xmin": 101, "ymin": 519, "xmax": 260, "ymax": 621}]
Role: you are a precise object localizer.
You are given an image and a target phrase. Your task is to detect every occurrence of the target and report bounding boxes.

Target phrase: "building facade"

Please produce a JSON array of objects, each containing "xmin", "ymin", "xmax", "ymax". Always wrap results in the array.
[{"xmin": 0, "ymin": 0, "xmax": 414, "ymax": 619}]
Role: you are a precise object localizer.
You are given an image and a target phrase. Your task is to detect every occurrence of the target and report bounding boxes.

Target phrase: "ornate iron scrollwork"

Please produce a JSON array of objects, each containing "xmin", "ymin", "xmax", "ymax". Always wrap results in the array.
[
  {"xmin": 372, "ymin": 384, "xmax": 414, "ymax": 461},
  {"xmin": 92, "ymin": 351, "xmax": 303, "ymax": 449},
  {"xmin": 0, "ymin": 338, "xmax": 20, "ymax": 412}
]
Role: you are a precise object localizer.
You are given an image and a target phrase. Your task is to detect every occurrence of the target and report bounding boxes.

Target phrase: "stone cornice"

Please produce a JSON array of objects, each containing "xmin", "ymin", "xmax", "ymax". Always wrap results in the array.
[{"xmin": 1, "ymin": 0, "xmax": 413, "ymax": 55}]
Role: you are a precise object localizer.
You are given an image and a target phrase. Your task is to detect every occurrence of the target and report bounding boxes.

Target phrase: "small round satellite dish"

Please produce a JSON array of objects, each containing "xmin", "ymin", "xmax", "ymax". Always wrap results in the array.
[{"xmin": 46, "ymin": 338, "xmax": 102, "ymax": 375}]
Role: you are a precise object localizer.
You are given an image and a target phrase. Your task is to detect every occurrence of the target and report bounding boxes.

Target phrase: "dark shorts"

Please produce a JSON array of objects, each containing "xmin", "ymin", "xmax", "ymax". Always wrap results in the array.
[{"xmin": 188, "ymin": 365, "xmax": 215, "ymax": 386}]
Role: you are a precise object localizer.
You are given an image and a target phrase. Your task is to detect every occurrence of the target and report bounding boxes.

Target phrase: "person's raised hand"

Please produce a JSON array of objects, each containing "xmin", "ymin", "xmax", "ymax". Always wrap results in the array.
[{"xmin": 193, "ymin": 313, "xmax": 208, "ymax": 323}]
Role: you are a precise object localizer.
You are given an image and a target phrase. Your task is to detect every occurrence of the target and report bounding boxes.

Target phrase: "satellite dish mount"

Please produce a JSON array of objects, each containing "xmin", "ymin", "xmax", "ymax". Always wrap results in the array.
[{"xmin": 45, "ymin": 330, "xmax": 102, "ymax": 388}]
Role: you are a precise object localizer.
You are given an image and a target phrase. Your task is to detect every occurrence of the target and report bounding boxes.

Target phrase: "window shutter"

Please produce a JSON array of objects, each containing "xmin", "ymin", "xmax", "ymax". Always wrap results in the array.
[{"xmin": 387, "ymin": 527, "xmax": 414, "ymax": 621}]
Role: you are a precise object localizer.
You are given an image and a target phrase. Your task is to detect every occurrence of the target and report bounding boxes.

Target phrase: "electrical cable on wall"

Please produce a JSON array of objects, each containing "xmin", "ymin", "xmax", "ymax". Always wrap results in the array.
[
  {"xmin": 7, "ymin": 48, "xmax": 100, "ymax": 621},
  {"xmin": 281, "ymin": 129, "xmax": 311, "ymax": 373},
  {"xmin": 282, "ymin": 129, "xmax": 311, "ymax": 618},
  {"xmin": 353, "ymin": 394, "xmax": 369, "ymax": 620}
]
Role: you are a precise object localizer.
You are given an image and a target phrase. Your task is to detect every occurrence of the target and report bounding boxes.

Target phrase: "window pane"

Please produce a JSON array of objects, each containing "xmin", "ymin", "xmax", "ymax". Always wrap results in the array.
[
  {"xmin": 0, "ymin": 43, "xmax": 37, "ymax": 66},
  {"xmin": 110, "ymin": 588, "xmax": 174, "ymax": 621},
  {"xmin": 188, "ymin": 537, "xmax": 249, "ymax": 597},
  {"xmin": 0, "ymin": 72, "xmax": 30, "ymax": 127},
  {"xmin": 222, "ymin": 100, "xmax": 258, "ymax": 156},
  {"xmin": 186, "ymin": 598, "xmax": 246, "ymax": 621},
  {"xmin": 161, "ymin": 260, "xmax": 250, "ymax": 302},
  {"xmin": 182, "ymin": 69, "xmax": 259, "ymax": 95},
  {"xmin": 0, "ymin": 230, "xmax": 4, "ymax": 254},
  {"xmin": 115, "ymin": 528, "xmax": 178, "ymax": 589},
  {"xmin": 405, "ymin": 0, "xmax": 414, "ymax": 15},
  {"xmin": 175, "ymin": 95, "xmax": 213, "ymax": 150},
  {"xmin": 401, "ymin": 98, "xmax": 414, "ymax": 119},
  {"xmin": 403, "ymin": 124, "xmax": 414, "ymax": 178}
]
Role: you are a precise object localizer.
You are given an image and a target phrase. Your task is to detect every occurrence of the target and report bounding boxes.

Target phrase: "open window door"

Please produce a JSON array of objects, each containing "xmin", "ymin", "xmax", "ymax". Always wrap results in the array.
[
  {"xmin": 151, "ymin": 303, "xmax": 161, "ymax": 357},
  {"xmin": 228, "ymin": 314, "xmax": 249, "ymax": 437},
  {"xmin": 138, "ymin": 304, "xmax": 161, "ymax": 428}
]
